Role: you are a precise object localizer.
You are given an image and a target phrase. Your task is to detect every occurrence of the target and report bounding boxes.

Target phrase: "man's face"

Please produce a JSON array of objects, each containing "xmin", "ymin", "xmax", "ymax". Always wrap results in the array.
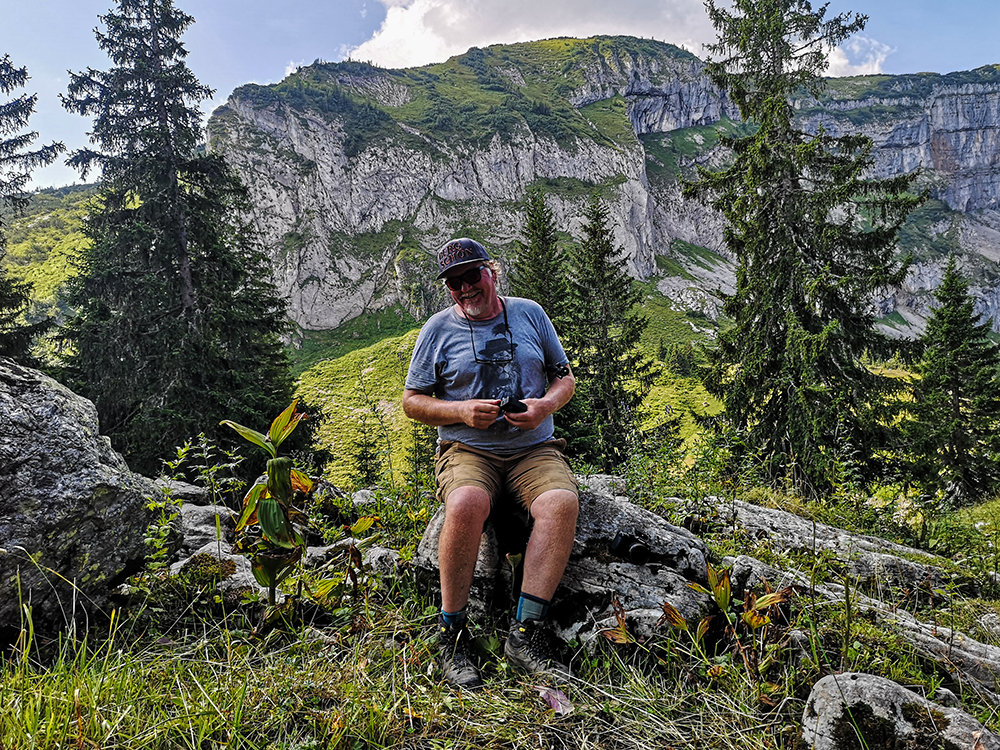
[{"xmin": 445, "ymin": 264, "xmax": 498, "ymax": 319}]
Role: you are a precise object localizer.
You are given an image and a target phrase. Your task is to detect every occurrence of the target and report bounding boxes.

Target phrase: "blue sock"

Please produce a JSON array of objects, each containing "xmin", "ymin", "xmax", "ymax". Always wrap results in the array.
[
  {"xmin": 516, "ymin": 593, "xmax": 550, "ymax": 623},
  {"xmin": 440, "ymin": 607, "xmax": 467, "ymax": 628}
]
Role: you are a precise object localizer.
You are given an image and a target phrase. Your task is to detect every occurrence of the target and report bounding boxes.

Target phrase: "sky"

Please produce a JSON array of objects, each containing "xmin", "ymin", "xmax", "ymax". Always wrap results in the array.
[{"xmin": 3, "ymin": 0, "xmax": 998, "ymax": 190}]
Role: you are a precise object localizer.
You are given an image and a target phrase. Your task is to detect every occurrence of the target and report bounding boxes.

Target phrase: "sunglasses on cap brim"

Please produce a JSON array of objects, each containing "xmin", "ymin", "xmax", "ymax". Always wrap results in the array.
[{"xmin": 443, "ymin": 265, "xmax": 488, "ymax": 291}]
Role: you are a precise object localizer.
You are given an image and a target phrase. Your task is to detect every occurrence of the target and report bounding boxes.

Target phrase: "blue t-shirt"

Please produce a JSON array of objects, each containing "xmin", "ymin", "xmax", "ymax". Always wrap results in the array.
[{"xmin": 405, "ymin": 296, "xmax": 569, "ymax": 455}]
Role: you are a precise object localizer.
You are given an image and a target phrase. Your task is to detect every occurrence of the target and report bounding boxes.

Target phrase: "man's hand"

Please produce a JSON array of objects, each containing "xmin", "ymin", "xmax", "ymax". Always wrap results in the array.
[
  {"xmin": 501, "ymin": 398, "xmax": 552, "ymax": 431},
  {"xmin": 403, "ymin": 390, "xmax": 500, "ymax": 428},
  {"xmin": 403, "ymin": 372, "xmax": 574, "ymax": 431},
  {"xmin": 460, "ymin": 399, "xmax": 502, "ymax": 429}
]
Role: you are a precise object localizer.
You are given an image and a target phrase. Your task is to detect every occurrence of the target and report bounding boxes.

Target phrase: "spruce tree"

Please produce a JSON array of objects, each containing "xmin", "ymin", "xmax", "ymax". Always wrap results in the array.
[
  {"xmin": 686, "ymin": 0, "xmax": 923, "ymax": 495},
  {"xmin": 0, "ymin": 56, "xmax": 64, "ymax": 362},
  {"xmin": 61, "ymin": 0, "xmax": 292, "ymax": 474},
  {"xmin": 561, "ymin": 194, "xmax": 652, "ymax": 471},
  {"xmin": 405, "ymin": 417, "xmax": 437, "ymax": 493},
  {"xmin": 509, "ymin": 187, "xmax": 568, "ymax": 325},
  {"xmin": 351, "ymin": 411, "xmax": 384, "ymax": 489},
  {"xmin": 907, "ymin": 256, "xmax": 1000, "ymax": 503}
]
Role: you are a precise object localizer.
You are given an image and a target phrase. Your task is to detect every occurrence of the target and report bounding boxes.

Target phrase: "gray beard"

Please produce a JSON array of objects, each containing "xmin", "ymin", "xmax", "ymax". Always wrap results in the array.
[{"xmin": 462, "ymin": 299, "xmax": 489, "ymax": 318}]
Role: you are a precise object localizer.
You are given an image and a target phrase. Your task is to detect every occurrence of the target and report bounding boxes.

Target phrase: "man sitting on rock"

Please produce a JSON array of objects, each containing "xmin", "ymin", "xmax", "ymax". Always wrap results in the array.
[{"xmin": 402, "ymin": 237, "xmax": 579, "ymax": 688}]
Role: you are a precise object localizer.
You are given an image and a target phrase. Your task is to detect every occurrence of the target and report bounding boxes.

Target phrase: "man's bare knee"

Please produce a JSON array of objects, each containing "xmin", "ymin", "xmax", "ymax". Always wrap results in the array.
[
  {"xmin": 530, "ymin": 489, "xmax": 578, "ymax": 525},
  {"xmin": 445, "ymin": 486, "xmax": 491, "ymax": 528}
]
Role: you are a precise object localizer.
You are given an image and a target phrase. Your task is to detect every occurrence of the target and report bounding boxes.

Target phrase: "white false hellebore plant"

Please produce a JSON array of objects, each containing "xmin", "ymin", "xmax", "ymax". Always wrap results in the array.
[{"xmin": 221, "ymin": 400, "xmax": 313, "ymax": 605}]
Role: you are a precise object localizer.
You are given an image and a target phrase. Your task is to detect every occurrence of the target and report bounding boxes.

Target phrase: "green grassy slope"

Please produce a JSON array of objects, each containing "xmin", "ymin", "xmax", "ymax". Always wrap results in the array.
[
  {"xmin": 819, "ymin": 65, "xmax": 1000, "ymax": 103},
  {"xmin": 295, "ymin": 329, "xmax": 421, "ymax": 488},
  {"xmin": 1, "ymin": 186, "xmax": 94, "ymax": 321},
  {"xmin": 223, "ymin": 36, "xmax": 696, "ymax": 155}
]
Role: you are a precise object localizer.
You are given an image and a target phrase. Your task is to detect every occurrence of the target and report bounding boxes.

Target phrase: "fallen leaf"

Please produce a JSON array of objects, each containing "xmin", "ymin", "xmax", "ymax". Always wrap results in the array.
[{"xmin": 535, "ymin": 685, "xmax": 574, "ymax": 716}]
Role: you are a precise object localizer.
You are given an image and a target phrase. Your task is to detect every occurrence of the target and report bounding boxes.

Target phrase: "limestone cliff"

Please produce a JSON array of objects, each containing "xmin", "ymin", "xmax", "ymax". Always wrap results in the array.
[
  {"xmin": 796, "ymin": 69, "xmax": 1000, "ymax": 332},
  {"xmin": 207, "ymin": 37, "xmax": 1000, "ymax": 334}
]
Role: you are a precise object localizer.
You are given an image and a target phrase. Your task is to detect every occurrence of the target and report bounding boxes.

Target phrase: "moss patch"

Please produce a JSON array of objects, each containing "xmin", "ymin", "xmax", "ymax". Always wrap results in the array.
[
  {"xmin": 830, "ymin": 701, "xmax": 898, "ymax": 749},
  {"xmin": 178, "ymin": 554, "xmax": 238, "ymax": 587},
  {"xmin": 901, "ymin": 702, "xmax": 960, "ymax": 750}
]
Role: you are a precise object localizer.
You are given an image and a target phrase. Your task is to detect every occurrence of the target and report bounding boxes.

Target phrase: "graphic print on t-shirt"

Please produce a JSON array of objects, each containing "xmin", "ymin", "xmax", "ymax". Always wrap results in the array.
[{"xmin": 476, "ymin": 321, "xmax": 522, "ymax": 431}]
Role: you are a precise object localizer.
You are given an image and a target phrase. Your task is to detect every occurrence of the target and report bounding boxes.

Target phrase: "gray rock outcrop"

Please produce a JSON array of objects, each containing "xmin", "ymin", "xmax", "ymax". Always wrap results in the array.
[
  {"xmin": 700, "ymin": 496, "xmax": 969, "ymax": 600},
  {"xmin": 155, "ymin": 479, "xmax": 210, "ymax": 505},
  {"xmin": 694, "ymin": 496, "xmax": 1000, "ymax": 702},
  {"xmin": 0, "ymin": 357, "xmax": 169, "ymax": 631},
  {"xmin": 413, "ymin": 473, "xmax": 713, "ymax": 645},
  {"xmin": 206, "ymin": 42, "xmax": 740, "ymax": 332},
  {"xmin": 169, "ymin": 541, "xmax": 271, "ymax": 603},
  {"xmin": 176, "ymin": 503, "xmax": 236, "ymax": 557},
  {"xmin": 802, "ymin": 672, "xmax": 1000, "ymax": 749},
  {"xmin": 798, "ymin": 74, "xmax": 1000, "ymax": 213}
]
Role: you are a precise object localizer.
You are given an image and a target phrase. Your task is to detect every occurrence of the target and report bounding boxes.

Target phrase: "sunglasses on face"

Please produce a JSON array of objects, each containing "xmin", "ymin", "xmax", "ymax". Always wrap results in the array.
[{"xmin": 444, "ymin": 265, "xmax": 488, "ymax": 291}]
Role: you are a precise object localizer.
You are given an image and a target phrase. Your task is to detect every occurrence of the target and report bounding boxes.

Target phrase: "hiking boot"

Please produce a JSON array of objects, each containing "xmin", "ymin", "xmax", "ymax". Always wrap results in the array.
[
  {"xmin": 504, "ymin": 618, "xmax": 572, "ymax": 680},
  {"xmin": 437, "ymin": 615, "xmax": 483, "ymax": 689}
]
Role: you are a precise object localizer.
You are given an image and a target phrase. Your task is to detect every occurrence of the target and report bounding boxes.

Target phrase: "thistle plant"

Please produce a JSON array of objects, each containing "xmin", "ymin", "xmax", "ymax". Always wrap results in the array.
[{"xmin": 221, "ymin": 400, "xmax": 313, "ymax": 605}]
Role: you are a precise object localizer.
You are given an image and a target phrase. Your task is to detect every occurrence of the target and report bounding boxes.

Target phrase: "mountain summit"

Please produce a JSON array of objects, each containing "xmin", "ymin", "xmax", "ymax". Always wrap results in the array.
[{"xmin": 208, "ymin": 36, "xmax": 1000, "ymax": 337}]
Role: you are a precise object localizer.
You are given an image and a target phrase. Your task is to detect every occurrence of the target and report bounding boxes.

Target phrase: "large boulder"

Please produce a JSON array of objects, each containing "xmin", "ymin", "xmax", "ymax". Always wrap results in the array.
[
  {"xmin": 713, "ymin": 497, "xmax": 1000, "ymax": 703},
  {"xmin": 0, "ymin": 358, "xmax": 169, "ymax": 632},
  {"xmin": 687, "ymin": 496, "xmax": 971, "ymax": 600},
  {"xmin": 802, "ymin": 672, "xmax": 1000, "ymax": 749},
  {"xmin": 414, "ymin": 473, "xmax": 712, "ymax": 644}
]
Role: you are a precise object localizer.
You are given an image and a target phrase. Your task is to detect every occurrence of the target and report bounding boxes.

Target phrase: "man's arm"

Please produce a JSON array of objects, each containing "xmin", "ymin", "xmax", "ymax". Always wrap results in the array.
[
  {"xmin": 402, "ymin": 389, "xmax": 501, "ymax": 430},
  {"xmin": 501, "ymin": 366, "xmax": 575, "ymax": 432},
  {"xmin": 403, "ymin": 360, "xmax": 575, "ymax": 433}
]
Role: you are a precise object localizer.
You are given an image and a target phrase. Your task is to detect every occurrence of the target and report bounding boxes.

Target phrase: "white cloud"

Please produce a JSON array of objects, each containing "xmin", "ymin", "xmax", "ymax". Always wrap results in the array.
[
  {"xmin": 344, "ymin": 0, "xmax": 893, "ymax": 81},
  {"xmin": 285, "ymin": 60, "xmax": 308, "ymax": 77},
  {"xmin": 826, "ymin": 36, "xmax": 894, "ymax": 77},
  {"xmin": 347, "ymin": 0, "xmax": 716, "ymax": 68}
]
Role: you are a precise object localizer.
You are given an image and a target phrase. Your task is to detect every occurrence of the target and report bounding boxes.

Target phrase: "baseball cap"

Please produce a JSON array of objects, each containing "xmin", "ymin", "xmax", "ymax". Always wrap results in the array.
[{"xmin": 436, "ymin": 237, "xmax": 490, "ymax": 278}]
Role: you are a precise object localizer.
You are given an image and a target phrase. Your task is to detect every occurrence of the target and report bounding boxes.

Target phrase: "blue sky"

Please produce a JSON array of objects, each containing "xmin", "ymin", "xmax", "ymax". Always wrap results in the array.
[{"xmin": 3, "ymin": 0, "xmax": 997, "ymax": 189}]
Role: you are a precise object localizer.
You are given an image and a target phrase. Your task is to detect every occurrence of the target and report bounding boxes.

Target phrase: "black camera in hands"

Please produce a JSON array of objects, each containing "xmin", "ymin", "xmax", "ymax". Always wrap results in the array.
[{"xmin": 497, "ymin": 396, "xmax": 527, "ymax": 414}]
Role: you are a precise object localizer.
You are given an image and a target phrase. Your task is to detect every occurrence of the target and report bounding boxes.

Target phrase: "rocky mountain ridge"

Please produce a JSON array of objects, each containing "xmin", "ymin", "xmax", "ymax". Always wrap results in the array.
[{"xmin": 207, "ymin": 36, "xmax": 1000, "ymax": 336}]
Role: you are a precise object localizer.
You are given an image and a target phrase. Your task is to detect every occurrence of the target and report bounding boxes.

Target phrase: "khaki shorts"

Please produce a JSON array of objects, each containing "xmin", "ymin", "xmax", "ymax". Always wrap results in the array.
[{"xmin": 434, "ymin": 439, "xmax": 578, "ymax": 512}]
